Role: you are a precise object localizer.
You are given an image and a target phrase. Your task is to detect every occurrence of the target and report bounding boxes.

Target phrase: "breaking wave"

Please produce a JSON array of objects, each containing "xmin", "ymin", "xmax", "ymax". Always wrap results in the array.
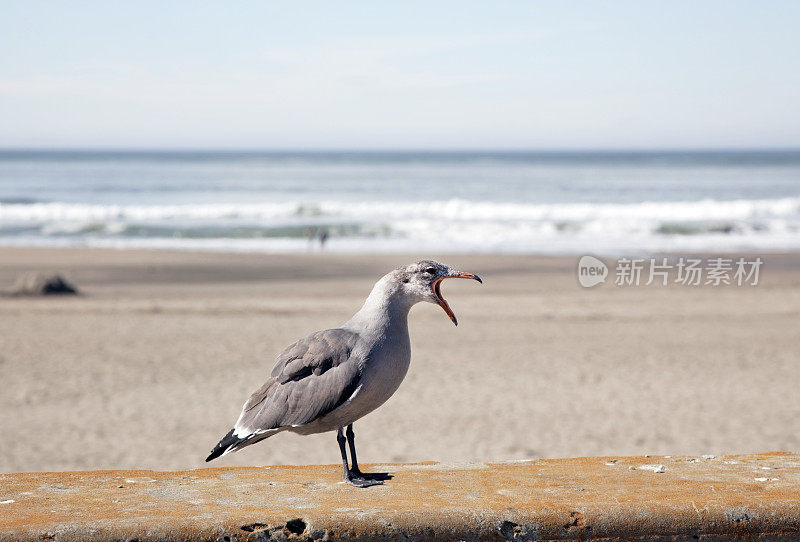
[{"xmin": 1, "ymin": 197, "xmax": 799, "ymax": 254}]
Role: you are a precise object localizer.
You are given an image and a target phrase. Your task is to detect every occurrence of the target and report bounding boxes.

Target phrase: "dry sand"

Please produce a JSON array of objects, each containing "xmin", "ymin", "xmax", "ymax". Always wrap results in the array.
[{"xmin": 1, "ymin": 247, "xmax": 799, "ymax": 473}]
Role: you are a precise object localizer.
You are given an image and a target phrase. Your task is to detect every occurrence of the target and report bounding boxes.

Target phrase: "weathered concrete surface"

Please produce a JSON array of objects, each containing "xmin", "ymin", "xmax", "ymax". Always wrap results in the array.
[{"xmin": 1, "ymin": 452, "xmax": 800, "ymax": 541}]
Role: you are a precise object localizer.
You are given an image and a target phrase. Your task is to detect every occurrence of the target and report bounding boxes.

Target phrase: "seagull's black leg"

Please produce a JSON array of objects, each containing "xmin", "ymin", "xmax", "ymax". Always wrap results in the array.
[
  {"xmin": 336, "ymin": 427, "xmax": 351, "ymax": 481},
  {"xmin": 345, "ymin": 424, "xmax": 392, "ymax": 482},
  {"xmin": 345, "ymin": 424, "xmax": 363, "ymax": 475},
  {"xmin": 337, "ymin": 427, "xmax": 383, "ymax": 487}
]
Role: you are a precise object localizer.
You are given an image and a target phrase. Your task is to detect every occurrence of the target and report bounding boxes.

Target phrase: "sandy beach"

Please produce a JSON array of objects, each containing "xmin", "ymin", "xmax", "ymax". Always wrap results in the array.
[{"xmin": 1, "ymin": 247, "xmax": 799, "ymax": 473}]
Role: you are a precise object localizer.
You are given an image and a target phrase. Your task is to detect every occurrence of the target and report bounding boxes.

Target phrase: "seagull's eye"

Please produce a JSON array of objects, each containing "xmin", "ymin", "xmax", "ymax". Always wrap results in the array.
[{"xmin": 425, "ymin": 267, "xmax": 437, "ymax": 275}]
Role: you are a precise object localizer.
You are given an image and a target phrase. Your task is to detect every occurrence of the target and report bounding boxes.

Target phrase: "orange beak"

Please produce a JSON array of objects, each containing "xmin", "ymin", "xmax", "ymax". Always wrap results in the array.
[{"xmin": 432, "ymin": 272, "xmax": 482, "ymax": 326}]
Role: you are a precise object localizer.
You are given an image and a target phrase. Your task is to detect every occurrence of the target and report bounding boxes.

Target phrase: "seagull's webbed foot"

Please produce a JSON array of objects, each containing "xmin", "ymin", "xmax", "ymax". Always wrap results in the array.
[
  {"xmin": 350, "ymin": 468, "xmax": 393, "ymax": 482},
  {"xmin": 345, "ymin": 471, "xmax": 385, "ymax": 487}
]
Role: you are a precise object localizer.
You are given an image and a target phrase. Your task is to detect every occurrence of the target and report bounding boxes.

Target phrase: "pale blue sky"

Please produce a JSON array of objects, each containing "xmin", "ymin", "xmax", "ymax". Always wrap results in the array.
[{"xmin": 1, "ymin": 1, "xmax": 798, "ymax": 149}]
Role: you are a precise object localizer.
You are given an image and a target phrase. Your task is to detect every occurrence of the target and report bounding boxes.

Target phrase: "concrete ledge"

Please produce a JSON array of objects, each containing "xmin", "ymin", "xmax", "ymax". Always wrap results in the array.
[{"xmin": 2, "ymin": 452, "xmax": 800, "ymax": 541}]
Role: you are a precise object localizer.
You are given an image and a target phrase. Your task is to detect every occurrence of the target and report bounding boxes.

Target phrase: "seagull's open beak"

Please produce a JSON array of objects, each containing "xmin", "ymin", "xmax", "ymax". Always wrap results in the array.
[{"xmin": 432, "ymin": 272, "xmax": 482, "ymax": 326}]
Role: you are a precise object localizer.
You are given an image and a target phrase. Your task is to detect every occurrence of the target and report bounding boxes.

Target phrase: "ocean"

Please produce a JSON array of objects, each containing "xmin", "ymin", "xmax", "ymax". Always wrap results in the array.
[{"xmin": 1, "ymin": 150, "xmax": 799, "ymax": 255}]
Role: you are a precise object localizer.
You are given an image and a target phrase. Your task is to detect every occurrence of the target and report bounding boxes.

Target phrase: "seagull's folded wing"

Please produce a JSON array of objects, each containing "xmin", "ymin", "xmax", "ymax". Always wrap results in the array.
[{"xmin": 234, "ymin": 329, "xmax": 361, "ymax": 436}]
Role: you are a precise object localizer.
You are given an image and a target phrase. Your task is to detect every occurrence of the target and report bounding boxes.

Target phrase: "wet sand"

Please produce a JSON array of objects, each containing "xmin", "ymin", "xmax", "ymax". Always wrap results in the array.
[{"xmin": 1, "ymin": 247, "xmax": 799, "ymax": 473}]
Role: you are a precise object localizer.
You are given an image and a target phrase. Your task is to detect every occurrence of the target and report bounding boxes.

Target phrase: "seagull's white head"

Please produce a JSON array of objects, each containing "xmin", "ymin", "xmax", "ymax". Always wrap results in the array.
[{"xmin": 392, "ymin": 260, "xmax": 482, "ymax": 326}]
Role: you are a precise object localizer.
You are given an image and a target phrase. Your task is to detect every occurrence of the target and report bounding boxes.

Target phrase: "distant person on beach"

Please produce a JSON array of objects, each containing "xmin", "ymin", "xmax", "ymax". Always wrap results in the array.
[{"xmin": 317, "ymin": 228, "xmax": 329, "ymax": 250}]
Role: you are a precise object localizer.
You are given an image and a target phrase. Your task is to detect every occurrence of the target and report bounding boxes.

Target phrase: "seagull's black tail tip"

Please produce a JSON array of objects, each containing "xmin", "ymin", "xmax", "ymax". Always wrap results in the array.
[{"xmin": 205, "ymin": 428, "xmax": 243, "ymax": 462}]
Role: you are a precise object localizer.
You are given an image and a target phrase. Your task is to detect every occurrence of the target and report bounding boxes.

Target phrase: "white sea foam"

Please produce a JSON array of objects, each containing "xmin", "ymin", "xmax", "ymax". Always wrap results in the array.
[
  {"xmin": 1, "ymin": 197, "xmax": 799, "ymax": 254},
  {"xmin": 2, "ymin": 197, "xmax": 798, "ymax": 222}
]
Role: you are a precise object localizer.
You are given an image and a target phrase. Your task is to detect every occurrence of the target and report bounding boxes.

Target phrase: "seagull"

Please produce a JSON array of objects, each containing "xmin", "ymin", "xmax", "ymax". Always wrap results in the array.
[{"xmin": 205, "ymin": 260, "xmax": 481, "ymax": 487}]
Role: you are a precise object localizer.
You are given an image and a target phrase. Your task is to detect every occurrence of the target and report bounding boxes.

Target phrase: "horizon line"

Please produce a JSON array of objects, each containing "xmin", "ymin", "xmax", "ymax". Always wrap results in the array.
[{"xmin": 2, "ymin": 146, "xmax": 800, "ymax": 154}]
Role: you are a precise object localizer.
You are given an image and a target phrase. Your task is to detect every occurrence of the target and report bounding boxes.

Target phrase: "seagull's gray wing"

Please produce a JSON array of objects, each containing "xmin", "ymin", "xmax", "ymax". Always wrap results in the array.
[{"xmin": 233, "ymin": 328, "xmax": 361, "ymax": 436}]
